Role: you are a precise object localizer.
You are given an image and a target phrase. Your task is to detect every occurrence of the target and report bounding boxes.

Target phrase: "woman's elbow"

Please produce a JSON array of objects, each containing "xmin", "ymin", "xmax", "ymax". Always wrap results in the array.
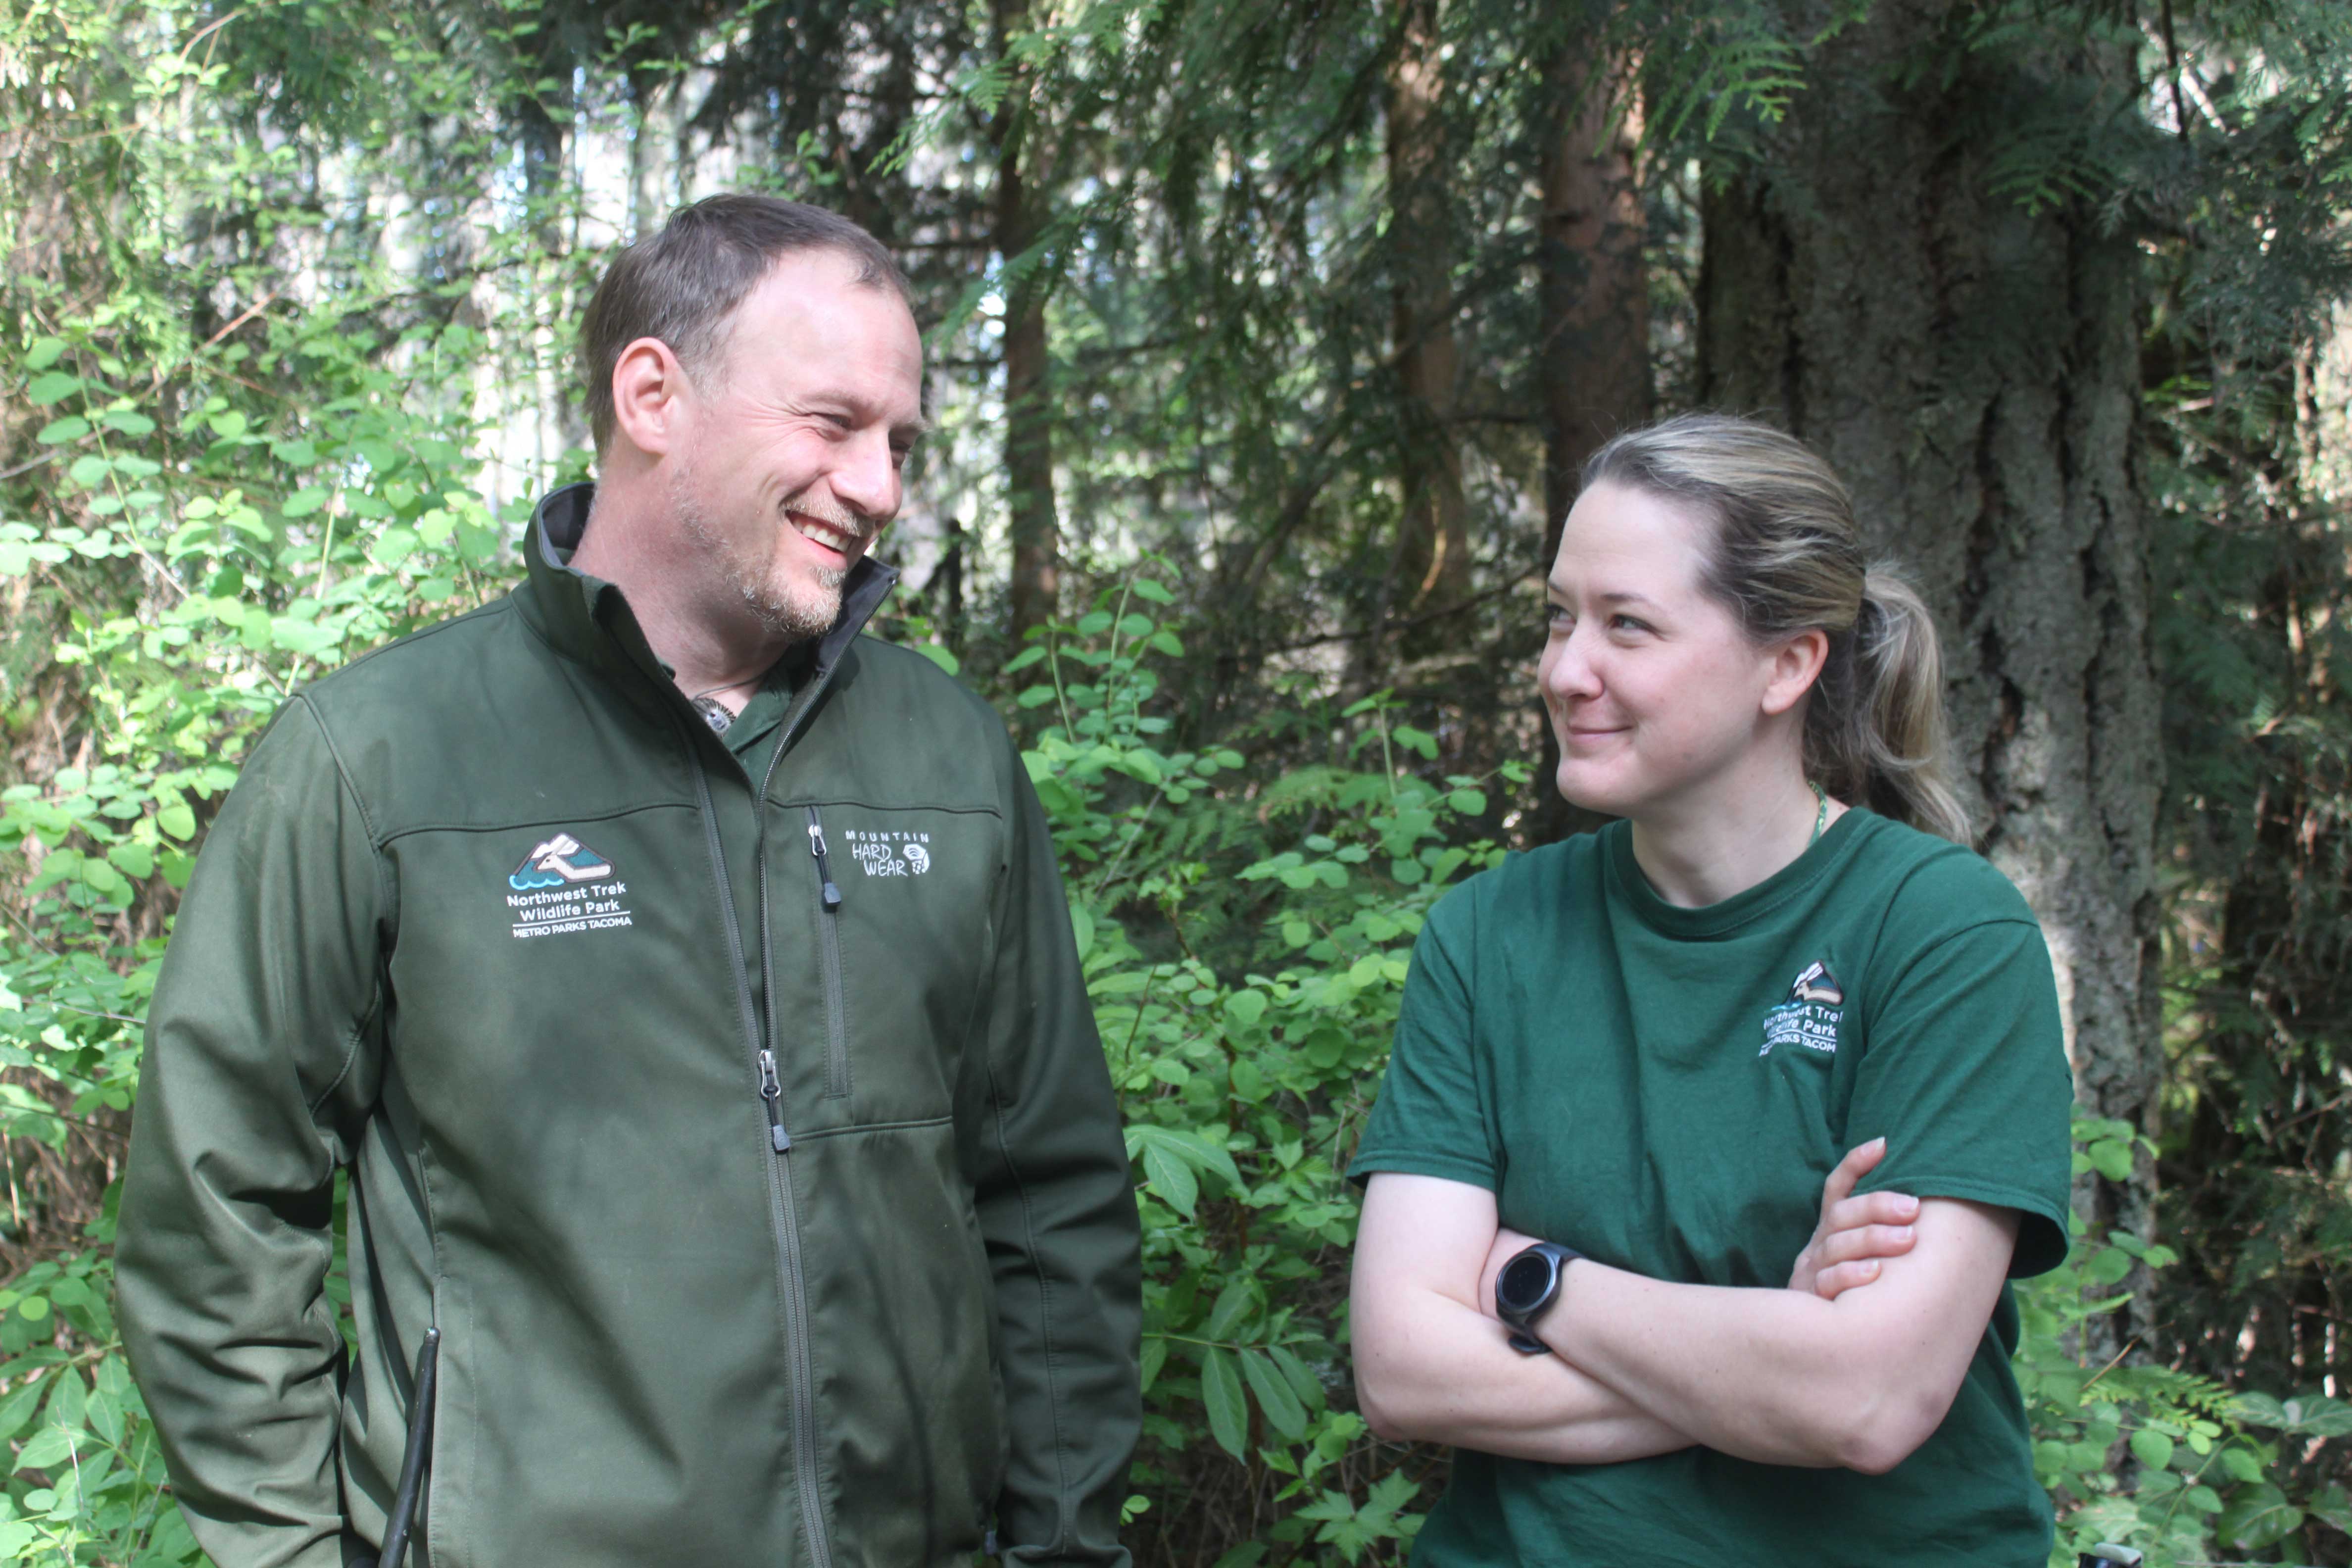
[
  {"xmin": 1829, "ymin": 1378, "xmax": 1957, "ymax": 1475},
  {"xmin": 1351, "ymin": 1358, "xmax": 1418, "ymax": 1443}
]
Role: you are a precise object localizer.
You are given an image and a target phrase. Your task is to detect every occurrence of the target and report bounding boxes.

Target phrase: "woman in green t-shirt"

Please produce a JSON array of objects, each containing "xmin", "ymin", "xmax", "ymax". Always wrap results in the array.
[{"xmin": 1348, "ymin": 415, "xmax": 2075, "ymax": 1566}]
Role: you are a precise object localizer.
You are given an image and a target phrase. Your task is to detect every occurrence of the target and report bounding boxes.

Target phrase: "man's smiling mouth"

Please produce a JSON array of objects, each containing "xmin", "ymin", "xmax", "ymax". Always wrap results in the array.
[{"xmin": 788, "ymin": 510, "xmax": 864, "ymax": 556}]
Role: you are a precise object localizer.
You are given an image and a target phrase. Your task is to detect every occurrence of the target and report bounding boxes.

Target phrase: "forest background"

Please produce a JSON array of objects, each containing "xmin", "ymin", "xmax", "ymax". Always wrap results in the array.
[{"xmin": 0, "ymin": 0, "xmax": 2346, "ymax": 1563}]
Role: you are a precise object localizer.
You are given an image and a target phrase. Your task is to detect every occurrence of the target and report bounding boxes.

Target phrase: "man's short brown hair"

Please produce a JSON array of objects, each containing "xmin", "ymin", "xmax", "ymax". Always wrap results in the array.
[{"xmin": 578, "ymin": 195, "xmax": 912, "ymax": 452}]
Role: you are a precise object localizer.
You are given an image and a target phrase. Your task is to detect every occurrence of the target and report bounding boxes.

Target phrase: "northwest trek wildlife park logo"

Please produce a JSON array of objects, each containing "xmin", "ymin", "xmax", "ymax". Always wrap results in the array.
[
  {"xmin": 1760, "ymin": 960, "xmax": 1845, "ymax": 1058},
  {"xmin": 505, "ymin": 832, "xmax": 634, "ymax": 939}
]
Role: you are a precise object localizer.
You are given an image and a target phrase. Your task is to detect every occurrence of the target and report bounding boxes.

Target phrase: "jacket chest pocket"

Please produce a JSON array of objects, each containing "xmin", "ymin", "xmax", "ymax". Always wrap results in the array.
[{"xmin": 786, "ymin": 802, "xmax": 1002, "ymax": 1127}]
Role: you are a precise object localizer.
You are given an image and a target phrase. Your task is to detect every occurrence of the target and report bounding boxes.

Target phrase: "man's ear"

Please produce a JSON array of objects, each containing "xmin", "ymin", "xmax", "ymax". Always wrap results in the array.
[
  {"xmin": 609, "ymin": 337, "xmax": 691, "ymax": 458},
  {"xmin": 1761, "ymin": 627, "xmax": 1830, "ymax": 717}
]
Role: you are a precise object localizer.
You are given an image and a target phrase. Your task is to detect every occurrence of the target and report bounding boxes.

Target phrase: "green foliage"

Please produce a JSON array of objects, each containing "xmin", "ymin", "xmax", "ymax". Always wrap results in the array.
[
  {"xmin": 2019, "ymin": 1119, "xmax": 2352, "ymax": 1566},
  {"xmin": 1009, "ymin": 584, "xmax": 1521, "ymax": 1562}
]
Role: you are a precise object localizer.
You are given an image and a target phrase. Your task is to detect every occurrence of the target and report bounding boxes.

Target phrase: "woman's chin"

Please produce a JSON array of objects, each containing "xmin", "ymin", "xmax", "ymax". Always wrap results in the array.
[{"xmin": 1552, "ymin": 763, "xmax": 1631, "ymax": 819}]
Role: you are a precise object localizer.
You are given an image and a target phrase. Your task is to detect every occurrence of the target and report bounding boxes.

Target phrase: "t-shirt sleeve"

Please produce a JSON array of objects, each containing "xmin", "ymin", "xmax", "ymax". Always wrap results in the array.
[
  {"xmin": 1348, "ymin": 890, "xmax": 1497, "ymax": 1192},
  {"xmin": 1845, "ymin": 895, "xmax": 2075, "ymax": 1278}
]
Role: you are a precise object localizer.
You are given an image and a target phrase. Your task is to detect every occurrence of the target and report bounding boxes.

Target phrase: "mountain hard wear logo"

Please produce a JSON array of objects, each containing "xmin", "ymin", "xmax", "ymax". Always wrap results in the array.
[
  {"xmin": 843, "ymin": 827, "xmax": 933, "ymax": 879},
  {"xmin": 506, "ymin": 832, "xmax": 633, "ymax": 939},
  {"xmin": 1761, "ymin": 960, "xmax": 1845, "ymax": 1057}
]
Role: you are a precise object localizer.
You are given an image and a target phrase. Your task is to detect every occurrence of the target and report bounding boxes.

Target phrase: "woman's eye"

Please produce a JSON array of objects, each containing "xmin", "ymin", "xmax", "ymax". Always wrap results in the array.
[
  {"xmin": 1545, "ymin": 604, "xmax": 1572, "ymax": 630},
  {"xmin": 1610, "ymin": 614, "xmax": 1651, "ymax": 635}
]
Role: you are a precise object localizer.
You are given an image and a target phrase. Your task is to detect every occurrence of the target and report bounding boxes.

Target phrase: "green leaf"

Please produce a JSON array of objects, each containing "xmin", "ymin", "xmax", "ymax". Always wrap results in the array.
[
  {"xmin": 1138, "ymin": 1140, "xmax": 1198, "ymax": 1218},
  {"xmin": 13, "ymin": 1424, "xmax": 72, "ymax": 1471},
  {"xmin": 1116, "ymin": 613, "xmax": 1154, "ymax": 638},
  {"xmin": 913, "ymin": 642, "xmax": 960, "ymax": 676},
  {"xmin": 1446, "ymin": 788, "xmax": 1487, "ymax": 816},
  {"xmin": 25, "ymin": 372, "xmax": 81, "ymax": 406},
  {"xmin": 1148, "ymin": 630, "xmax": 1184, "ymax": 657},
  {"xmin": 0, "ymin": 1373, "xmax": 49, "ymax": 1439},
  {"xmin": 1068, "ymin": 903, "xmax": 1094, "ymax": 959},
  {"xmin": 2086, "ymin": 1138, "xmax": 2134, "ymax": 1181},
  {"xmin": 2308, "ymin": 1482, "xmax": 2352, "ymax": 1534},
  {"xmin": 1129, "ymin": 579, "xmax": 1175, "ymax": 603},
  {"xmin": 1241, "ymin": 1349, "xmax": 1310, "ymax": 1440},
  {"xmin": 25, "ymin": 337, "xmax": 66, "ymax": 371},
  {"xmin": 1268, "ymin": 1345, "xmax": 1326, "ymax": 1411},
  {"xmin": 43, "ymin": 1367, "xmax": 85, "ymax": 1432},
  {"xmin": 1201, "ymin": 1348, "xmax": 1248, "ymax": 1460},
  {"xmin": 1225, "ymin": 989, "xmax": 1267, "ymax": 1028},
  {"xmin": 35, "ymin": 416, "xmax": 88, "ymax": 444},
  {"xmin": 102, "ymin": 409, "xmax": 156, "ymax": 436},
  {"xmin": 156, "ymin": 802, "xmax": 196, "ymax": 841},
  {"xmin": 283, "ymin": 487, "xmax": 331, "ymax": 518},
  {"xmin": 2128, "ymin": 1428, "xmax": 2173, "ymax": 1470},
  {"xmin": 2213, "ymin": 1481, "xmax": 2301, "ymax": 1550},
  {"xmin": 84, "ymin": 1385, "xmax": 123, "ymax": 1446},
  {"xmin": 1002, "ymin": 645, "xmax": 1048, "ymax": 673}
]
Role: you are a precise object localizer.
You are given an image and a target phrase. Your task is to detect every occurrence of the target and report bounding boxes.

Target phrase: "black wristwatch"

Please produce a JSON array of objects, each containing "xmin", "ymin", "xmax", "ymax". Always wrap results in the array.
[{"xmin": 1495, "ymin": 1240, "xmax": 1583, "ymax": 1354}]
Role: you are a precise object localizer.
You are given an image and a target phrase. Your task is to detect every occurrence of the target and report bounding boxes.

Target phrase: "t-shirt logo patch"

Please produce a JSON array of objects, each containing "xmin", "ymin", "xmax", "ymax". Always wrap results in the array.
[
  {"xmin": 506, "ymin": 832, "xmax": 634, "ymax": 939},
  {"xmin": 842, "ymin": 828, "xmax": 932, "ymax": 879},
  {"xmin": 1761, "ymin": 960, "xmax": 1844, "ymax": 1057}
]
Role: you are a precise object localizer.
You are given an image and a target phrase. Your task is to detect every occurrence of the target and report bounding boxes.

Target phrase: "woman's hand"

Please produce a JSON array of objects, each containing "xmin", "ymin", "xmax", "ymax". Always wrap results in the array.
[{"xmin": 1787, "ymin": 1137, "xmax": 1920, "ymax": 1300}]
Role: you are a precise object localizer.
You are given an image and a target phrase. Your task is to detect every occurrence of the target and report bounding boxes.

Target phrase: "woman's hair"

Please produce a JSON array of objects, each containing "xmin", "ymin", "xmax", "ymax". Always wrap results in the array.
[{"xmin": 1579, "ymin": 413, "xmax": 1974, "ymax": 844}]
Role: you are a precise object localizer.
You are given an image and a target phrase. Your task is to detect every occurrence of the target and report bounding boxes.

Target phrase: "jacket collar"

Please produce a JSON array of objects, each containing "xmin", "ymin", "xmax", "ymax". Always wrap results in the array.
[{"xmin": 516, "ymin": 481, "xmax": 900, "ymax": 688}]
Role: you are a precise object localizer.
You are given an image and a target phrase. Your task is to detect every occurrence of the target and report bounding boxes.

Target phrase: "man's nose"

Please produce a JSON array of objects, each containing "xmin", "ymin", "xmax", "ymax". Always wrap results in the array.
[{"xmin": 831, "ymin": 430, "xmax": 901, "ymax": 523}]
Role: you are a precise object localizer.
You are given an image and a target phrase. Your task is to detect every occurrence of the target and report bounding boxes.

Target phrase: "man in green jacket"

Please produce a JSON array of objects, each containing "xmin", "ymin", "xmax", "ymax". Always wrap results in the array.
[{"xmin": 116, "ymin": 196, "xmax": 1143, "ymax": 1568}]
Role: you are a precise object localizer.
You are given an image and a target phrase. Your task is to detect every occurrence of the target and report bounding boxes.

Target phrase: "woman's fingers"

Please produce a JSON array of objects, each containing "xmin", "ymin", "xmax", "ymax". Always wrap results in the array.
[
  {"xmin": 1822, "ymin": 1188, "xmax": 1920, "ymax": 1236},
  {"xmin": 1813, "ymin": 1258, "xmax": 1884, "ymax": 1302},
  {"xmin": 1817, "ymin": 1136, "xmax": 1888, "ymax": 1214},
  {"xmin": 1812, "ymin": 1222, "xmax": 1918, "ymax": 1268}
]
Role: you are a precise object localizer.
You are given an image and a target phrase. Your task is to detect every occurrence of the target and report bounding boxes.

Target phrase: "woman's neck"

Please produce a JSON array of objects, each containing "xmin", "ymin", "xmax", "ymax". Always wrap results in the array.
[{"xmin": 1627, "ymin": 763, "xmax": 1840, "ymax": 909}]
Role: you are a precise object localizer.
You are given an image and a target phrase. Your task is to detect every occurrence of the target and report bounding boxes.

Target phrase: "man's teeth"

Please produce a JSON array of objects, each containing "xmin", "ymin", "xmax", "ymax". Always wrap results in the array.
[{"xmin": 792, "ymin": 516, "xmax": 858, "ymax": 552}]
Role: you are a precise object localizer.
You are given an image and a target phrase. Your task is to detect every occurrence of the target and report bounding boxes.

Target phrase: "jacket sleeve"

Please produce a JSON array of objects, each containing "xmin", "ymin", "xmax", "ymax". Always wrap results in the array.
[
  {"xmin": 971, "ymin": 748, "xmax": 1143, "ymax": 1567},
  {"xmin": 117, "ymin": 695, "xmax": 387, "ymax": 1568}
]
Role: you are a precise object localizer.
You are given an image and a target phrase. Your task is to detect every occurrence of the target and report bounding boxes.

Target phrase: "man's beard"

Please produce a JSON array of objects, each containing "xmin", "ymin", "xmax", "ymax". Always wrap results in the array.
[{"xmin": 671, "ymin": 471, "xmax": 851, "ymax": 643}]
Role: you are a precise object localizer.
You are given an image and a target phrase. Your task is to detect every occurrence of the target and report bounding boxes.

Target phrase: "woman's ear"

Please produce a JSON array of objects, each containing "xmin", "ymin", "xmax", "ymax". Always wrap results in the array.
[
  {"xmin": 1761, "ymin": 628, "xmax": 1830, "ymax": 717},
  {"xmin": 608, "ymin": 337, "xmax": 690, "ymax": 458}
]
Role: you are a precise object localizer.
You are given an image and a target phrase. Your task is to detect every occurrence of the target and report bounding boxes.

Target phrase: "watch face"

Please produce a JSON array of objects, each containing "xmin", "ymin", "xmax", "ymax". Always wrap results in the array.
[{"xmin": 1497, "ymin": 1250, "xmax": 1556, "ymax": 1314}]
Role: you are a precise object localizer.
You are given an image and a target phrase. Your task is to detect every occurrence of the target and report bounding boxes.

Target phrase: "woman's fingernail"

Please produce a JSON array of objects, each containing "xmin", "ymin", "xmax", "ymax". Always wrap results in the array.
[
  {"xmin": 1892, "ymin": 1226, "xmax": 1913, "ymax": 1243},
  {"xmin": 1897, "ymin": 1195, "xmax": 1918, "ymax": 1217}
]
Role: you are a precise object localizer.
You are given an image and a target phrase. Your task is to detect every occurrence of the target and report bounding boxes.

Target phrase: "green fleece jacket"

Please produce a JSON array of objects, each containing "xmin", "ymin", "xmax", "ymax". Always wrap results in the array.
[{"xmin": 116, "ymin": 483, "xmax": 1142, "ymax": 1568}]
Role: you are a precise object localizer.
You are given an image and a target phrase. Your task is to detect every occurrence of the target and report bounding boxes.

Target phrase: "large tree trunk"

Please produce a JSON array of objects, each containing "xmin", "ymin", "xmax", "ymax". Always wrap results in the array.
[
  {"xmin": 1538, "ymin": 40, "xmax": 1649, "ymax": 549},
  {"xmin": 994, "ymin": 0, "xmax": 1059, "ymax": 641},
  {"xmin": 1528, "ymin": 30, "xmax": 1649, "ymax": 844},
  {"xmin": 1697, "ymin": 0, "xmax": 2162, "ymax": 1353},
  {"xmin": 1381, "ymin": 0, "xmax": 1467, "ymax": 629}
]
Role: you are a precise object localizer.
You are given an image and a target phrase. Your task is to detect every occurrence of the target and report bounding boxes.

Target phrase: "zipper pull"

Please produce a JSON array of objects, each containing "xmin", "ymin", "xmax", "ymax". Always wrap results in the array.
[
  {"xmin": 757, "ymin": 1049, "xmax": 790, "ymax": 1153},
  {"xmin": 804, "ymin": 806, "xmax": 842, "ymax": 912}
]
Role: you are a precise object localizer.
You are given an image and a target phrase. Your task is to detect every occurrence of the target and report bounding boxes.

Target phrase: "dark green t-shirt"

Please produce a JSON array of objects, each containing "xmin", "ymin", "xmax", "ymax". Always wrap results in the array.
[{"xmin": 1350, "ymin": 810, "xmax": 2073, "ymax": 1568}]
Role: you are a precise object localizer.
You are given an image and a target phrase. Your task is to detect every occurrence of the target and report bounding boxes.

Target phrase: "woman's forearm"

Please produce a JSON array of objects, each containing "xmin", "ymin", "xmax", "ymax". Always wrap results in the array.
[
  {"xmin": 1354, "ymin": 1283, "xmax": 1693, "ymax": 1465},
  {"xmin": 1536, "ymin": 1202, "xmax": 2018, "ymax": 1473}
]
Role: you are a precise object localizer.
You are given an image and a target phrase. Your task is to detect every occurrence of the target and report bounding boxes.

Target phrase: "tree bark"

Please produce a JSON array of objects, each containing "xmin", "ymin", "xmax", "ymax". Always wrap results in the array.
[
  {"xmin": 1538, "ymin": 39, "xmax": 1649, "ymax": 552},
  {"xmin": 1381, "ymin": 0, "xmax": 1467, "ymax": 628},
  {"xmin": 1696, "ymin": 0, "xmax": 2163, "ymax": 1353},
  {"xmin": 994, "ymin": 0, "xmax": 1059, "ymax": 641},
  {"xmin": 1528, "ymin": 28, "xmax": 1650, "ymax": 844}
]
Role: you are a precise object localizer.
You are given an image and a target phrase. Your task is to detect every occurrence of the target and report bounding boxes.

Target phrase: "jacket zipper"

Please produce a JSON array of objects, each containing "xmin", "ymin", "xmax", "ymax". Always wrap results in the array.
[
  {"xmin": 804, "ymin": 806, "xmax": 850, "ymax": 1099},
  {"xmin": 676, "ymin": 685, "xmax": 837, "ymax": 1568}
]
